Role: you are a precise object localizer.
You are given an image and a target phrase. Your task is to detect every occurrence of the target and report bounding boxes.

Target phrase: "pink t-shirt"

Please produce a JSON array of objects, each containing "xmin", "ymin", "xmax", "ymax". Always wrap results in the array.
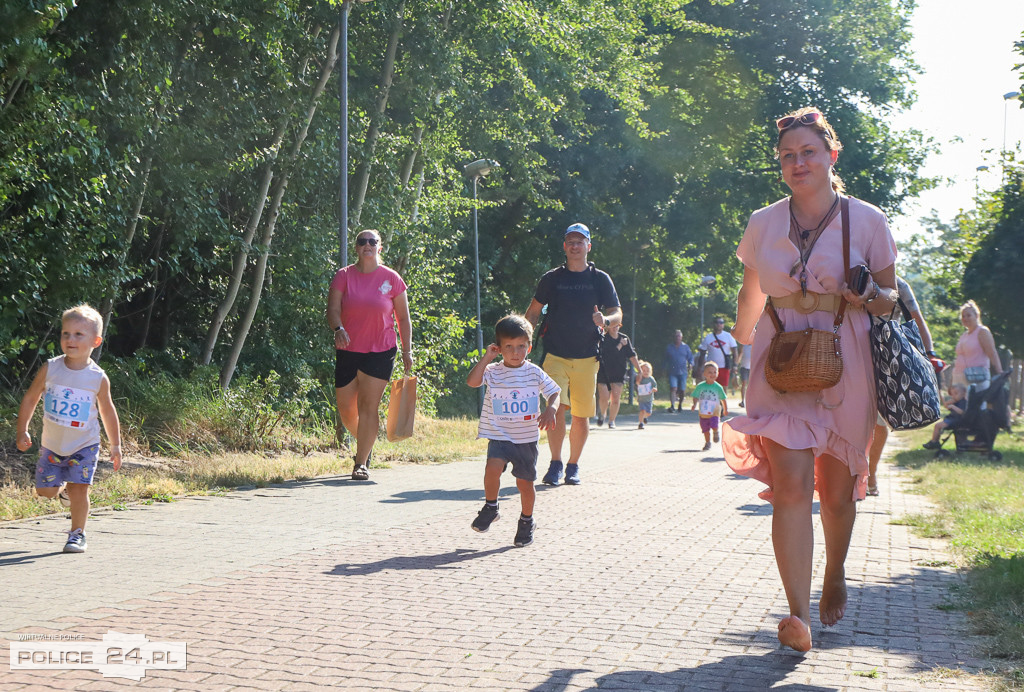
[{"xmin": 329, "ymin": 265, "xmax": 408, "ymax": 353}]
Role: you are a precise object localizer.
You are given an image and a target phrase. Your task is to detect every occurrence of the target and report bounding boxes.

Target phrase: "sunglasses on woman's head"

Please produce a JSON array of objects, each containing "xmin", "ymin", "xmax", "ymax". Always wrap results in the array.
[
  {"xmin": 776, "ymin": 112, "xmax": 823, "ymax": 132},
  {"xmin": 356, "ymin": 237, "xmax": 379, "ymax": 246}
]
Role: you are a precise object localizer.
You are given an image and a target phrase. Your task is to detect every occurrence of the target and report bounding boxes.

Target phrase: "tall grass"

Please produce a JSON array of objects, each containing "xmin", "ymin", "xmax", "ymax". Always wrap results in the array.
[{"xmin": 0, "ymin": 357, "xmax": 486, "ymax": 521}]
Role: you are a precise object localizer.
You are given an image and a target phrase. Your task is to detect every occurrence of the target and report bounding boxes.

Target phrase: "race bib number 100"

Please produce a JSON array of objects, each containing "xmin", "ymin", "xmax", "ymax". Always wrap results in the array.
[
  {"xmin": 44, "ymin": 385, "xmax": 93, "ymax": 428},
  {"xmin": 491, "ymin": 387, "xmax": 540, "ymax": 422}
]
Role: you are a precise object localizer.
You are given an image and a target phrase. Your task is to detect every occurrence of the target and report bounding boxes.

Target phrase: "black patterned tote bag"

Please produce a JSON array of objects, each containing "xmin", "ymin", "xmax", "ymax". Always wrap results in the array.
[{"xmin": 870, "ymin": 299, "xmax": 941, "ymax": 430}]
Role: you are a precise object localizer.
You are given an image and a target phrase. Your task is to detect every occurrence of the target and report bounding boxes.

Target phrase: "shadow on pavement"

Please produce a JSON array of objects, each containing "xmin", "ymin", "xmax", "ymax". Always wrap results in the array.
[
  {"xmin": 380, "ymin": 487, "xmax": 496, "ymax": 504},
  {"xmin": 0, "ymin": 550, "xmax": 61, "ymax": 566},
  {"xmin": 326, "ymin": 546, "xmax": 514, "ymax": 576},
  {"xmin": 530, "ymin": 652, "xmax": 819, "ymax": 691}
]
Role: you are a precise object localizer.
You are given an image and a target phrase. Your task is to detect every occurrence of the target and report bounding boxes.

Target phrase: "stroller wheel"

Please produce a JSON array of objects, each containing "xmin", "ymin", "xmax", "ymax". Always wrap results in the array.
[{"xmin": 989, "ymin": 451, "xmax": 1003, "ymax": 462}]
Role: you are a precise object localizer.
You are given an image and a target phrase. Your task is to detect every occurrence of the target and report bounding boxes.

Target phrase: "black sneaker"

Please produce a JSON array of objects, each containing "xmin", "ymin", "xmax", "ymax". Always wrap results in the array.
[
  {"xmin": 514, "ymin": 517, "xmax": 535, "ymax": 547},
  {"xmin": 922, "ymin": 440, "xmax": 940, "ymax": 450},
  {"xmin": 702, "ymin": 441, "xmax": 712, "ymax": 451},
  {"xmin": 471, "ymin": 504, "xmax": 499, "ymax": 532},
  {"xmin": 595, "ymin": 417, "xmax": 604, "ymax": 427}
]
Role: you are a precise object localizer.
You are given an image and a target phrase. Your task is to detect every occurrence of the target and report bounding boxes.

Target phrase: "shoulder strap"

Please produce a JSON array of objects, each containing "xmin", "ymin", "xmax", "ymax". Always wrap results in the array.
[
  {"xmin": 766, "ymin": 195, "xmax": 851, "ymax": 334},
  {"xmin": 833, "ymin": 196, "xmax": 850, "ymax": 330}
]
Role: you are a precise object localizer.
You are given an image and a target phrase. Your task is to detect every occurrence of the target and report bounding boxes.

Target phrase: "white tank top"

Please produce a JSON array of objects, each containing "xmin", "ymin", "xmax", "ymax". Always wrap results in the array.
[{"xmin": 41, "ymin": 355, "xmax": 104, "ymax": 455}]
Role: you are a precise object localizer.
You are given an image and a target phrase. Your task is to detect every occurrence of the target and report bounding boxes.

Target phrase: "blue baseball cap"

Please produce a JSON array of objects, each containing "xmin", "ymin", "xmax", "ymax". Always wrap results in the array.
[{"xmin": 564, "ymin": 223, "xmax": 591, "ymax": 241}]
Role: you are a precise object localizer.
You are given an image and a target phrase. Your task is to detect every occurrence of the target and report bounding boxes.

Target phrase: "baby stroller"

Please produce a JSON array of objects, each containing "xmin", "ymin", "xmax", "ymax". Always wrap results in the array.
[{"xmin": 933, "ymin": 370, "xmax": 1011, "ymax": 462}]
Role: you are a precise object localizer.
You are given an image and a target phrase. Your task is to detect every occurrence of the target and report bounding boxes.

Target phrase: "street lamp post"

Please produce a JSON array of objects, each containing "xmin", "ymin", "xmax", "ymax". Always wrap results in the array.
[
  {"xmin": 628, "ymin": 242, "xmax": 651, "ymax": 405},
  {"xmin": 339, "ymin": 0, "xmax": 373, "ymax": 268},
  {"xmin": 464, "ymin": 159, "xmax": 498, "ymax": 412},
  {"xmin": 699, "ymin": 275, "xmax": 716, "ymax": 331},
  {"xmin": 1003, "ymin": 91, "xmax": 1021, "ymax": 182},
  {"xmin": 975, "ymin": 165, "xmax": 990, "ymax": 197}
]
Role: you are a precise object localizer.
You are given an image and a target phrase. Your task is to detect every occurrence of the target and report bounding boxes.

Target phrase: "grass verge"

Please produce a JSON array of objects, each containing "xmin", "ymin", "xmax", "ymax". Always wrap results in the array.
[
  {"xmin": 890, "ymin": 421, "xmax": 1024, "ymax": 688},
  {"xmin": 0, "ymin": 416, "xmax": 486, "ymax": 522}
]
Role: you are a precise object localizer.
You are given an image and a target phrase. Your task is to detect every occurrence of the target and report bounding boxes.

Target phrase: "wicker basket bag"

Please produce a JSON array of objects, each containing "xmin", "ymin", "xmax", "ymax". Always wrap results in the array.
[
  {"xmin": 764, "ymin": 323, "xmax": 843, "ymax": 393},
  {"xmin": 763, "ymin": 196, "xmax": 852, "ymax": 394}
]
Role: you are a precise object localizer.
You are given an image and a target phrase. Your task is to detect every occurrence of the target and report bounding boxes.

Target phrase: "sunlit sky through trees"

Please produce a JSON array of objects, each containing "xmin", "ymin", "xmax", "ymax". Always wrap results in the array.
[{"xmin": 890, "ymin": 0, "xmax": 1024, "ymax": 240}]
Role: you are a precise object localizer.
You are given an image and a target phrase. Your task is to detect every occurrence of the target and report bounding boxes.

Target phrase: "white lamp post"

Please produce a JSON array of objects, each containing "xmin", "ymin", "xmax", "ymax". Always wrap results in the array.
[
  {"xmin": 1003, "ymin": 91, "xmax": 1021, "ymax": 182},
  {"xmin": 699, "ymin": 275, "xmax": 716, "ymax": 330},
  {"xmin": 339, "ymin": 0, "xmax": 373, "ymax": 268},
  {"xmin": 464, "ymin": 159, "xmax": 498, "ymax": 411}
]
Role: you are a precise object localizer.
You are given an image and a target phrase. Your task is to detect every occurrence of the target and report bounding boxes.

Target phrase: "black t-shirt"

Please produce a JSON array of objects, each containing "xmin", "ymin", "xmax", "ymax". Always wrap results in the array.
[
  {"xmin": 534, "ymin": 263, "xmax": 620, "ymax": 359},
  {"xmin": 598, "ymin": 332, "xmax": 636, "ymax": 379}
]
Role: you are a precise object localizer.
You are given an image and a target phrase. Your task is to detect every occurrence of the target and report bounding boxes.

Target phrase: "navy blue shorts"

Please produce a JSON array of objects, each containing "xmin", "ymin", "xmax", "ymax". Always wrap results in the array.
[{"xmin": 486, "ymin": 440, "xmax": 539, "ymax": 482}]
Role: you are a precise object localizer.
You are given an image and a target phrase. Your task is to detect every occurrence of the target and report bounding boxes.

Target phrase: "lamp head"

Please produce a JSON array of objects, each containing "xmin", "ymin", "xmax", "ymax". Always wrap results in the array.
[
  {"xmin": 465, "ymin": 159, "xmax": 499, "ymax": 180},
  {"xmin": 700, "ymin": 275, "xmax": 716, "ymax": 288},
  {"xmin": 1004, "ymin": 91, "xmax": 1021, "ymax": 100}
]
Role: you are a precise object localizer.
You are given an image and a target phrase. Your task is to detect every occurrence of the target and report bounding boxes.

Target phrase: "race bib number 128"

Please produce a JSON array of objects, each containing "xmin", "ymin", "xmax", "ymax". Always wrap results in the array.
[{"xmin": 44, "ymin": 385, "xmax": 93, "ymax": 428}]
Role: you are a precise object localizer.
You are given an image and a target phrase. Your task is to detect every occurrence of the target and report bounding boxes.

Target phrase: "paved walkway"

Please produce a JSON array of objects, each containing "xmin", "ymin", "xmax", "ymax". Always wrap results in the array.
[{"xmin": 0, "ymin": 409, "xmax": 992, "ymax": 690}]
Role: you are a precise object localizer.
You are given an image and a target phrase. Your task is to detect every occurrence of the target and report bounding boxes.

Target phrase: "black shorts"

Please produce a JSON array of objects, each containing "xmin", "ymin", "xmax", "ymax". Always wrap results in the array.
[
  {"xmin": 597, "ymin": 367, "xmax": 627, "ymax": 386},
  {"xmin": 334, "ymin": 347, "xmax": 397, "ymax": 388}
]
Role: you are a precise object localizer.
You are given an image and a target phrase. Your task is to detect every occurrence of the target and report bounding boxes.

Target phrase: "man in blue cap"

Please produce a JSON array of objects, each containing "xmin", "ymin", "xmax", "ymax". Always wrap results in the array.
[{"xmin": 525, "ymin": 223, "xmax": 622, "ymax": 486}]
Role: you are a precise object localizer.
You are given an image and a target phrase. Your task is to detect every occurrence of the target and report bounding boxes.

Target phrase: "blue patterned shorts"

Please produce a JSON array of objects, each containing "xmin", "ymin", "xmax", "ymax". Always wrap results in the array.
[{"xmin": 35, "ymin": 444, "xmax": 100, "ymax": 487}]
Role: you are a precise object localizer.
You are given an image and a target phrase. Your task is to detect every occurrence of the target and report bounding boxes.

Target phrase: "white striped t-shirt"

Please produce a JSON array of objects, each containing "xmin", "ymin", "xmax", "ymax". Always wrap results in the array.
[{"xmin": 478, "ymin": 361, "xmax": 561, "ymax": 444}]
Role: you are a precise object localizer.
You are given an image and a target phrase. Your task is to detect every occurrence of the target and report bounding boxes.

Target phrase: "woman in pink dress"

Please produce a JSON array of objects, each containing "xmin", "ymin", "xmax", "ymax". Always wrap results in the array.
[
  {"xmin": 722, "ymin": 107, "xmax": 901, "ymax": 652},
  {"xmin": 327, "ymin": 229, "xmax": 413, "ymax": 481},
  {"xmin": 951, "ymin": 300, "xmax": 1002, "ymax": 392}
]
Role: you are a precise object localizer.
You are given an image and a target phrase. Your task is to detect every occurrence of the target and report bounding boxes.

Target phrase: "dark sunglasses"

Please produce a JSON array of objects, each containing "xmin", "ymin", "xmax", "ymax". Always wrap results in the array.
[
  {"xmin": 356, "ymin": 237, "xmax": 379, "ymax": 246},
  {"xmin": 776, "ymin": 112, "xmax": 823, "ymax": 132}
]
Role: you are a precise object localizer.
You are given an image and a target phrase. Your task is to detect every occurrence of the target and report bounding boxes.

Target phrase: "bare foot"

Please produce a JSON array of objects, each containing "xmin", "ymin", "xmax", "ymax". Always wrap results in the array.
[
  {"xmin": 819, "ymin": 571, "xmax": 848, "ymax": 627},
  {"xmin": 777, "ymin": 616, "xmax": 812, "ymax": 652}
]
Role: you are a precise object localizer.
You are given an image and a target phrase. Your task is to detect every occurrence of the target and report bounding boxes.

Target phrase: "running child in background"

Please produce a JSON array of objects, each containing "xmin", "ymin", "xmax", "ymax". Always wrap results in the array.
[
  {"xmin": 635, "ymin": 361, "xmax": 657, "ymax": 429},
  {"xmin": 16, "ymin": 304, "xmax": 122, "ymax": 554},
  {"xmin": 466, "ymin": 315, "xmax": 560, "ymax": 547},
  {"xmin": 691, "ymin": 361, "xmax": 728, "ymax": 452}
]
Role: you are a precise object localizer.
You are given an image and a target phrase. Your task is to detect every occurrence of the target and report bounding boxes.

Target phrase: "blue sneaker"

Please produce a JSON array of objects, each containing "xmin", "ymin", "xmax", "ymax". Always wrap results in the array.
[
  {"xmin": 542, "ymin": 460, "xmax": 563, "ymax": 486},
  {"xmin": 564, "ymin": 463, "xmax": 581, "ymax": 485}
]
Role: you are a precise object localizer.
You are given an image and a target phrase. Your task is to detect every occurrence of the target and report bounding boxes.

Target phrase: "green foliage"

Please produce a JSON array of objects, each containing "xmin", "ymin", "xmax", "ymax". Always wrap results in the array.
[{"xmin": 1, "ymin": 0, "xmax": 929, "ymax": 431}]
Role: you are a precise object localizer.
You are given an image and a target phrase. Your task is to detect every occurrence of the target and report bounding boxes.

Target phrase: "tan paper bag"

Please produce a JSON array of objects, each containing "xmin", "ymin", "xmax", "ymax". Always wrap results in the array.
[{"xmin": 386, "ymin": 376, "xmax": 417, "ymax": 441}]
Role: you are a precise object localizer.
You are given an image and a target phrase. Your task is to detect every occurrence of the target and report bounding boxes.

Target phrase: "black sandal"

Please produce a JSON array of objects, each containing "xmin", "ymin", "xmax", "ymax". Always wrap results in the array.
[{"xmin": 351, "ymin": 464, "xmax": 370, "ymax": 481}]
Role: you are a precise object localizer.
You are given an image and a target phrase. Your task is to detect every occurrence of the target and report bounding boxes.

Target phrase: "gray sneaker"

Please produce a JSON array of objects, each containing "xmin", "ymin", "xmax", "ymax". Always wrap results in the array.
[
  {"xmin": 514, "ymin": 517, "xmax": 535, "ymax": 547},
  {"xmin": 63, "ymin": 529, "xmax": 87, "ymax": 553},
  {"xmin": 471, "ymin": 504, "xmax": 499, "ymax": 533}
]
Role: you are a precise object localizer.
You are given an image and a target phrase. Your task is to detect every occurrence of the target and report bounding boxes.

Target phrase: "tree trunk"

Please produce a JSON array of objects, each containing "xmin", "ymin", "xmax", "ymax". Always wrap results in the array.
[
  {"xmin": 350, "ymin": 0, "xmax": 406, "ymax": 227},
  {"xmin": 94, "ymin": 154, "xmax": 153, "ymax": 361},
  {"xmin": 200, "ymin": 155, "xmax": 279, "ymax": 365},
  {"xmin": 200, "ymin": 27, "xmax": 325, "ymax": 365},
  {"xmin": 137, "ymin": 224, "xmax": 166, "ymax": 351},
  {"xmin": 219, "ymin": 24, "xmax": 341, "ymax": 389}
]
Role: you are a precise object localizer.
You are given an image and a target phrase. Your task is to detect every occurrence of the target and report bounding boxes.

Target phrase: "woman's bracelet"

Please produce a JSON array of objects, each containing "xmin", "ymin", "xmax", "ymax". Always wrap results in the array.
[{"xmin": 864, "ymin": 282, "xmax": 881, "ymax": 304}]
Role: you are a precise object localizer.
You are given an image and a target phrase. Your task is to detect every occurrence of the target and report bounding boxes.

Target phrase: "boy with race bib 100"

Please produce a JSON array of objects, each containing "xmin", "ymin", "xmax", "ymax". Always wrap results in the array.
[
  {"xmin": 467, "ymin": 315, "xmax": 561, "ymax": 547},
  {"xmin": 16, "ymin": 304, "xmax": 122, "ymax": 553}
]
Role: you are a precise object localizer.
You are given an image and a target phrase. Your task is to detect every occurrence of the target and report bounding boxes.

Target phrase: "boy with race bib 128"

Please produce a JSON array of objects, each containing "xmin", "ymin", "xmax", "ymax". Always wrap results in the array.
[
  {"xmin": 16, "ymin": 304, "xmax": 122, "ymax": 553},
  {"xmin": 466, "ymin": 315, "xmax": 560, "ymax": 547}
]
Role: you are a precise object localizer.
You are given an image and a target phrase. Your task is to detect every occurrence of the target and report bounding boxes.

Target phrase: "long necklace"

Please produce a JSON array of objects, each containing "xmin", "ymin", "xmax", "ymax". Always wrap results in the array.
[{"xmin": 789, "ymin": 193, "xmax": 839, "ymax": 296}]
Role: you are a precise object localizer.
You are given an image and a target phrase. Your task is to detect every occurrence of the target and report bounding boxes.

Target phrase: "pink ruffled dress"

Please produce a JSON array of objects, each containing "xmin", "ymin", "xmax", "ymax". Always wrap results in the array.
[{"xmin": 721, "ymin": 197, "xmax": 897, "ymax": 502}]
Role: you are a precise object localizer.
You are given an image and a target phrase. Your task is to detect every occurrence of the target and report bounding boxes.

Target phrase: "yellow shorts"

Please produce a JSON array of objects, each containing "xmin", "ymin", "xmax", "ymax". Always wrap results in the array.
[{"xmin": 543, "ymin": 354, "xmax": 599, "ymax": 419}]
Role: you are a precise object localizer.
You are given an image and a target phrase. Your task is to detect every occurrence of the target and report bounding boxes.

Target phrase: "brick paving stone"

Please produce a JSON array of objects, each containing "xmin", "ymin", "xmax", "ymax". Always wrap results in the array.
[{"xmin": 1, "ymin": 414, "xmax": 999, "ymax": 690}]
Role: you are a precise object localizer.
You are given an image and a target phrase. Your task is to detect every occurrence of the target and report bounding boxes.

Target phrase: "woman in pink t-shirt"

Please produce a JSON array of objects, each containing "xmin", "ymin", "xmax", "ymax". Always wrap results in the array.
[
  {"xmin": 327, "ymin": 229, "xmax": 413, "ymax": 481},
  {"xmin": 951, "ymin": 300, "xmax": 1002, "ymax": 392}
]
